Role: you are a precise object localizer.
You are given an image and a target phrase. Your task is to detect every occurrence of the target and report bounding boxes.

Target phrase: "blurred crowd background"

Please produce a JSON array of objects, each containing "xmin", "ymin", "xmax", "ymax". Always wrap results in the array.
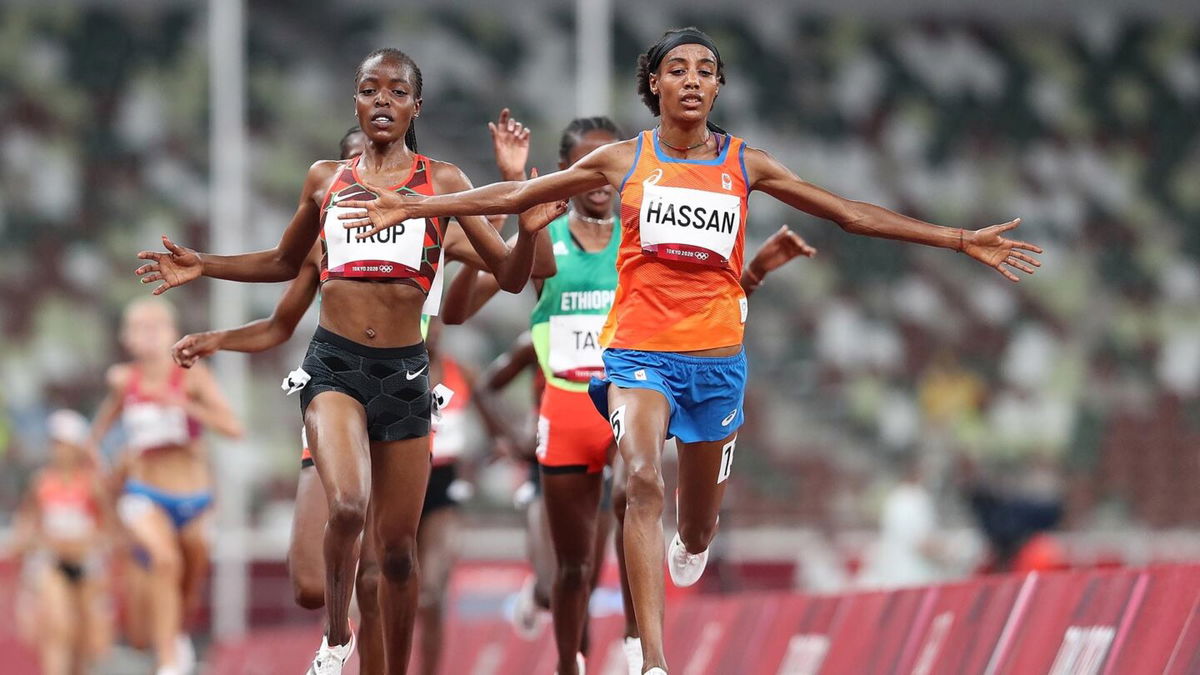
[{"xmin": 2, "ymin": 0, "xmax": 1199, "ymax": 610}]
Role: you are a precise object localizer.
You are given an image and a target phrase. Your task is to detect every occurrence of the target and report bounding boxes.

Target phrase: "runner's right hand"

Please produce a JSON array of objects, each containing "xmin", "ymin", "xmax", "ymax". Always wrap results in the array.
[
  {"xmin": 172, "ymin": 332, "xmax": 221, "ymax": 368},
  {"xmin": 136, "ymin": 235, "xmax": 203, "ymax": 295},
  {"xmin": 489, "ymin": 108, "xmax": 531, "ymax": 180}
]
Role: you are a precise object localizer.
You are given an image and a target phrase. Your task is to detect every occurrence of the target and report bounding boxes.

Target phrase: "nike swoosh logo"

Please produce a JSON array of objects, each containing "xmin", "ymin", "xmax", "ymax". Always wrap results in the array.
[
  {"xmin": 721, "ymin": 409, "xmax": 738, "ymax": 426},
  {"xmin": 406, "ymin": 365, "xmax": 428, "ymax": 380}
]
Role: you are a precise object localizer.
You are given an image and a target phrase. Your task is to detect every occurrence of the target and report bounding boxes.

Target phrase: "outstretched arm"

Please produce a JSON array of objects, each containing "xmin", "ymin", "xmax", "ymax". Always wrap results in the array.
[
  {"xmin": 745, "ymin": 148, "xmax": 1043, "ymax": 282},
  {"xmin": 173, "ymin": 247, "xmax": 322, "ymax": 367},
  {"xmin": 431, "ymin": 165, "xmax": 564, "ymax": 293},
  {"xmin": 337, "ymin": 140, "xmax": 634, "ymax": 238},
  {"xmin": 136, "ymin": 161, "xmax": 336, "ymax": 294},
  {"xmin": 741, "ymin": 225, "xmax": 817, "ymax": 296}
]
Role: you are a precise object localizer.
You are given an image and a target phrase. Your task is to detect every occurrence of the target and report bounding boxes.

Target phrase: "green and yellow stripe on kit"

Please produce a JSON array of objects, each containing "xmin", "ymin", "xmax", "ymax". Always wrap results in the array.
[{"xmin": 529, "ymin": 213, "xmax": 620, "ymax": 392}]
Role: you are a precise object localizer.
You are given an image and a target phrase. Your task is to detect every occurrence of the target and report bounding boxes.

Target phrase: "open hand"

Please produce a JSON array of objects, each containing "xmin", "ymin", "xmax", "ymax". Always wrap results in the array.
[
  {"xmin": 489, "ymin": 108, "xmax": 531, "ymax": 180},
  {"xmin": 338, "ymin": 177, "xmax": 420, "ymax": 240},
  {"xmin": 961, "ymin": 218, "xmax": 1043, "ymax": 282},
  {"xmin": 135, "ymin": 236, "xmax": 202, "ymax": 295},
  {"xmin": 172, "ymin": 332, "xmax": 221, "ymax": 368}
]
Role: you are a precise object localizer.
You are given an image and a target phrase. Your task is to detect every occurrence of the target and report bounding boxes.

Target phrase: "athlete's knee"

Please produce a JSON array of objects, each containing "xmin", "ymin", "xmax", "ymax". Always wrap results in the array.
[
  {"xmin": 288, "ymin": 562, "xmax": 325, "ymax": 610},
  {"xmin": 377, "ymin": 536, "xmax": 418, "ymax": 585},
  {"xmin": 625, "ymin": 463, "xmax": 664, "ymax": 514},
  {"xmin": 326, "ymin": 494, "xmax": 368, "ymax": 536},
  {"xmin": 149, "ymin": 546, "xmax": 183, "ymax": 581},
  {"xmin": 555, "ymin": 558, "xmax": 593, "ymax": 591},
  {"xmin": 417, "ymin": 581, "xmax": 446, "ymax": 612},
  {"xmin": 355, "ymin": 560, "xmax": 381, "ymax": 614}
]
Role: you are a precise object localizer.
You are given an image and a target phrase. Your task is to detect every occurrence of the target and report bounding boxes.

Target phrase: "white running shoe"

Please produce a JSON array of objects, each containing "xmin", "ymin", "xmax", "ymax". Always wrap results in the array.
[
  {"xmin": 667, "ymin": 531, "xmax": 709, "ymax": 587},
  {"xmin": 175, "ymin": 634, "xmax": 196, "ymax": 674},
  {"xmin": 622, "ymin": 637, "xmax": 644, "ymax": 675},
  {"xmin": 305, "ymin": 630, "xmax": 356, "ymax": 675},
  {"xmin": 645, "ymin": 669, "xmax": 668, "ymax": 675},
  {"xmin": 508, "ymin": 574, "xmax": 548, "ymax": 640}
]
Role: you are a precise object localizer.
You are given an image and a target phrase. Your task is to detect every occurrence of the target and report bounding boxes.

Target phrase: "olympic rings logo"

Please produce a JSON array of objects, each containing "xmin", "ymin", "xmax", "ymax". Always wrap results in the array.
[{"xmin": 380, "ymin": 265, "xmax": 394, "ymax": 273}]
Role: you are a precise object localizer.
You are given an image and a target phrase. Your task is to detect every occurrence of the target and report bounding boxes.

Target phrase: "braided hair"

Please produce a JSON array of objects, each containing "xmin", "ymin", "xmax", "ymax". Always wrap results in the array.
[
  {"xmin": 558, "ymin": 116, "xmax": 623, "ymax": 163},
  {"xmin": 355, "ymin": 48, "xmax": 423, "ymax": 152}
]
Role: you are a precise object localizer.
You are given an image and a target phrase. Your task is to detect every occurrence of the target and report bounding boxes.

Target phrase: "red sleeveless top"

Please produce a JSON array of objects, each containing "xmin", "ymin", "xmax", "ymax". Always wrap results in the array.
[{"xmin": 319, "ymin": 154, "xmax": 445, "ymax": 293}]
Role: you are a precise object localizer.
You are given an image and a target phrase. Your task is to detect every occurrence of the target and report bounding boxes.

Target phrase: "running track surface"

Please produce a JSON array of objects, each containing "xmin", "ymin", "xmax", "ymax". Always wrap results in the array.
[{"xmin": 4, "ymin": 564, "xmax": 1198, "ymax": 673}]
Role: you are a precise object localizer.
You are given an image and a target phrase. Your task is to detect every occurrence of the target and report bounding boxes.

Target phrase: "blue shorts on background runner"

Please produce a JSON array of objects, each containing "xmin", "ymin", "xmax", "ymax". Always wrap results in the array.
[{"xmin": 588, "ymin": 348, "xmax": 747, "ymax": 443}]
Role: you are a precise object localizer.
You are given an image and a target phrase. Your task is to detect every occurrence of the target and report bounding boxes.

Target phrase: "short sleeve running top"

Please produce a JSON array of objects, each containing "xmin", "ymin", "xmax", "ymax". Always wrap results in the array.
[
  {"xmin": 320, "ymin": 154, "xmax": 445, "ymax": 296},
  {"xmin": 600, "ymin": 129, "xmax": 750, "ymax": 352}
]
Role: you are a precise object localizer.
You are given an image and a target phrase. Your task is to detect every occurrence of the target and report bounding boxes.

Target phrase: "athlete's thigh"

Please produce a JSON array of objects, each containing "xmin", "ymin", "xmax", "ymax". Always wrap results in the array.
[
  {"xmin": 368, "ymin": 437, "xmax": 431, "ymax": 539},
  {"xmin": 305, "ymin": 391, "xmax": 371, "ymax": 504},
  {"xmin": 121, "ymin": 498, "xmax": 179, "ymax": 566},
  {"xmin": 606, "ymin": 386, "xmax": 671, "ymax": 470},
  {"xmin": 288, "ymin": 465, "xmax": 329, "ymax": 580},
  {"xmin": 35, "ymin": 565, "xmax": 72, "ymax": 637},
  {"xmin": 675, "ymin": 431, "xmax": 737, "ymax": 530},
  {"xmin": 542, "ymin": 471, "xmax": 605, "ymax": 562}
]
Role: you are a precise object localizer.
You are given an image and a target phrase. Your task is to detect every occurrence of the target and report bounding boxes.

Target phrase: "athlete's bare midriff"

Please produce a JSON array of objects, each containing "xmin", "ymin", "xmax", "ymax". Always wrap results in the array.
[
  {"xmin": 128, "ymin": 443, "xmax": 210, "ymax": 494},
  {"xmin": 677, "ymin": 344, "xmax": 742, "ymax": 358},
  {"xmin": 319, "ymin": 279, "xmax": 427, "ymax": 346}
]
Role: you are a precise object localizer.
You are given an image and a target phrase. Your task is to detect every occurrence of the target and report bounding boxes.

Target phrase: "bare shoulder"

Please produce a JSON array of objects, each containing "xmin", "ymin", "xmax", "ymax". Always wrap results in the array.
[
  {"xmin": 305, "ymin": 159, "xmax": 345, "ymax": 203},
  {"xmin": 105, "ymin": 363, "xmax": 133, "ymax": 391},
  {"xmin": 426, "ymin": 158, "xmax": 474, "ymax": 192}
]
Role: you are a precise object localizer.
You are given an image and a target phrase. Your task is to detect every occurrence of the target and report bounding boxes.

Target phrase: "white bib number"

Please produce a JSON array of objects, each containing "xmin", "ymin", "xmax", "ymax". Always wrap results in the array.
[
  {"xmin": 325, "ymin": 204, "xmax": 426, "ymax": 278},
  {"xmin": 639, "ymin": 172, "xmax": 740, "ymax": 268},
  {"xmin": 124, "ymin": 402, "xmax": 189, "ymax": 451},
  {"xmin": 548, "ymin": 314, "xmax": 607, "ymax": 381},
  {"xmin": 43, "ymin": 504, "xmax": 94, "ymax": 539}
]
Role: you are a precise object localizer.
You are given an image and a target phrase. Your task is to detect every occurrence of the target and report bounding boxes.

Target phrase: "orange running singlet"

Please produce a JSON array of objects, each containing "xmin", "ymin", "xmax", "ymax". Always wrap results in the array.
[{"xmin": 600, "ymin": 129, "xmax": 750, "ymax": 352}]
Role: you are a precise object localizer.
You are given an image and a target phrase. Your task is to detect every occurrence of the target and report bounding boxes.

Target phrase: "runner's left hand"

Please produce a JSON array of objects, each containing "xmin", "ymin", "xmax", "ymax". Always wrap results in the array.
[
  {"xmin": 338, "ymin": 177, "xmax": 421, "ymax": 240},
  {"xmin": 960, "ymin": 218, "xmax": 1043, "ymax": 282}
]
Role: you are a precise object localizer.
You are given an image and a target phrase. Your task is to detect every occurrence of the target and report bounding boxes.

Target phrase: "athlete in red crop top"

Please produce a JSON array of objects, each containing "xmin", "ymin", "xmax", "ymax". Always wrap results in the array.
[
  {"xmin": 168, "ymin": 116, "xmax": 545, "ymax": 675},
  {"xmin": 333, "ymin": 29, "xmax": 1043, "ymax": 675},
  {"xmin": 88, "ymin": 298, "xmax": 242, "ymax": 675},
  {"xmin": 9, "ymin": 411, "xmax": 113, "ymax": 675},
  {"xmin": 136, "ymin": 49, "xmax": 565, "ymax": 675}
]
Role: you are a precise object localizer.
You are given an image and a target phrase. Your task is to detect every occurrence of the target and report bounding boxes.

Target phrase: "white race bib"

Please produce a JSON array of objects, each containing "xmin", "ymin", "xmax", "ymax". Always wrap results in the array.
[
  {"xmin": 123, "ymin": 402, "xmax": 190, "ymax": 452},
  {"xmin": 639, "ymin": 171, "xmax": 741, "ymax": 267},
  {"xmin": 43, "ymin": 504, "xmax": 94, "ymax": 539},
  {"xmin": 548, "ymin": 314, "xmax": 607, "ymax": 381},
  {"xmin": 324, "ymin": 204, "xmax": 426, "ymax": 278},
  {"xmin": 421, "ymin": 248, "xmax": 448, "ymax": 316}
]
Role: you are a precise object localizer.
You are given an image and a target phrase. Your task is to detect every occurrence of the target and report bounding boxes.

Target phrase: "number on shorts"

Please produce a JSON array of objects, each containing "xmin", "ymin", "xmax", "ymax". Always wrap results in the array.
[
  {"xmin": 609, "ymin": 405, "xmax": 627, "ymax": 445},
  {"xmin": 718, "ymin": 436, "xmax": 737, "ymax": 484}
]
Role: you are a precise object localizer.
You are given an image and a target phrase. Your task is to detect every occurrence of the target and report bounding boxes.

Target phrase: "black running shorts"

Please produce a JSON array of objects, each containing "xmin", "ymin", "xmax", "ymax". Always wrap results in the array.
[{"xmin": 299, "ymin": 327, "xmax": 432, "ymax": 442}]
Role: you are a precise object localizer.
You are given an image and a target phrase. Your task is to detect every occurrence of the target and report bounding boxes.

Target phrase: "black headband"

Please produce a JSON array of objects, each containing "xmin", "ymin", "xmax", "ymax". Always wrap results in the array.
[{"xmin": 646, "ymin": 29, "xmax": 722, "ymax": 73}]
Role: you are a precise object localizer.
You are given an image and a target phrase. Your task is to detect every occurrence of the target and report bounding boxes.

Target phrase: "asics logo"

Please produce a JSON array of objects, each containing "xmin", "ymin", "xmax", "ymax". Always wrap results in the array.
[
  {"xmin": 406, "ymin": 364, "xmax": 428, "ymax": 380},
  {"xmin": 721, "ymin": 409, "xmax": 738, "ymax": 426}
]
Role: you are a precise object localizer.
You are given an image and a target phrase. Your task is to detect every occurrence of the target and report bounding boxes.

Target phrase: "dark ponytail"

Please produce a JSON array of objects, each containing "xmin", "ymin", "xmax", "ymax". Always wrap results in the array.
[{"xmin": 356, "ymin": 48, "xmax": 424, "ymax": 152}]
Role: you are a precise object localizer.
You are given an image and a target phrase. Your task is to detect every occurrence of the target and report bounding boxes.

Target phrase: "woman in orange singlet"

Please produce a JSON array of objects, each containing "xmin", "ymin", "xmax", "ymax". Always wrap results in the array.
[{"xmin": 319, "ymin": 28, "xmax": 1043, "ymax": 674}]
